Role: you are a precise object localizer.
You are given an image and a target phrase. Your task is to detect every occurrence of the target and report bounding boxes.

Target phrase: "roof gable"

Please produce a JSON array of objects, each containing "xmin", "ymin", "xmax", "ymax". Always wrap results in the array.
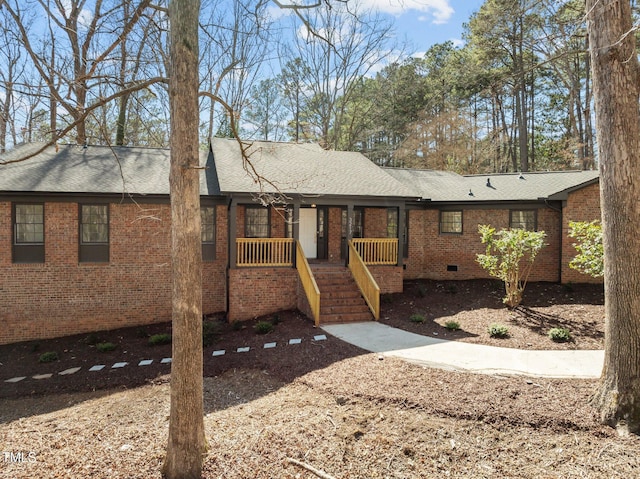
[{"xmin": 211, "ymin": 138, "xmax": 417, "ymax": 199}]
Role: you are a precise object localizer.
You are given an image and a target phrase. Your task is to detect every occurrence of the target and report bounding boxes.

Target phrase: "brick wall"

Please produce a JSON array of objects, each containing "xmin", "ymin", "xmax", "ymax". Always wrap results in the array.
[
  {"xmin": 0, "ymin": 201, "xmax": 227, "ymax": 345},
  {"xmin": 364, "ymin": 207, "xmax": 388, "ymax": 238},
  {"xmin": 227, "ymin": 267, "xmax": 298, "ymax": 321},
  {"xmin": 368, "ymin": 265, "xmax": 403, "ymax": 293},
  {"xmin": 561, "ymin": 183, "xmax": 602, "ymax": 284},
  {"xmin": 327, "ymin": 207, "xmax": 343, "ymax": 263},
  {"xmin": 403, "ymin": 206, "xmax": 562, "ymax": 282}
]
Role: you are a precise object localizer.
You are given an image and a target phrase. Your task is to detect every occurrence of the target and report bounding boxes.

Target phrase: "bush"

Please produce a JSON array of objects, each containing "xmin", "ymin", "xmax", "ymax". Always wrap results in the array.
[
  {"xmin": 232, "ymin": 321, "xmax": 244, "ymax": 331},
  {"xmin": 39, "ymin": 351, "xmax": 59, "ymax": 363},
  {"xmin": 254, "ymin": 321, "xmax": 274, "ymax": 335},
  {"xmin": 202, "ymin": 320, "xmax": 220, "ymax": 347},
  {"xmin": 96, "ymin": 342, "xmax": 117, "ymax": 352},
  {"xmin": 380, "ymin": 294, "xmax": 394, "ymax": 304},
  {"xmin": 549, "ymin": 327, "xmax": 571, "ymax": 342},
  {"xmin": 410, "ymin": 314, "xmax": 425, "ymax": 323},
  {"xmin": 271, "ymin": 314, "xmax": 281, "ymax": 325},
  {"xmin": 488, "ymin": 323, "xmax": 509, "ymax": 338},
  {"xmin": 476, "ymin": 225, "xmax": 547, "ymax": 308},
  {"xmin": 568, "ymin": 220, "xmax": 603, "ymax": 278},
  {"xmin": 444, "ymin": 321, "xmax": 460, "ymax": 331},
  {"xmin": 416, "ymin": 284, "xmax": 427, "ymax": 298},
  {"xmin": 135, "ymin": 327, "xmax": 149, "ymax": 338},
  {"xmin": 85, "ymin": 333, "xmax": 100, "ymax": 345},
  {"xmin": 149, "ymin": 333, "xmax": 171, "ymax": 346}
]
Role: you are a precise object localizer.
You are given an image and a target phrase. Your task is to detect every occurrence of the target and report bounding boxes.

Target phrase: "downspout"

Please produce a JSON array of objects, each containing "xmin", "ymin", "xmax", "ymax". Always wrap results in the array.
[
  {"xmin": 545, "ymin": 199, "xmax": 563, "ymax": 283},
  {"xmin": 226, "ymin": 196, "xmax": 233, "ymax": 320}
]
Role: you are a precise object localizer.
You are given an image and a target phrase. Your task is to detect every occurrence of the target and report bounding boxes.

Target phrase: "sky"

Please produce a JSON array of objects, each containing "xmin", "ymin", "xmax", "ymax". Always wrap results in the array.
[{"xmin": 386, "ymin": 0, "xmax": 486, "ymax": 53}]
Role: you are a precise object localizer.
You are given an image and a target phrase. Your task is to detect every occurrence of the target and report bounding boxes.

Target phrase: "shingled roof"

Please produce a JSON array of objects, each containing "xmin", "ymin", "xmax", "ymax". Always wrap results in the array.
[
  {"xmin": 0, "ymin": 141, "xmax": 599, "ymax": 203},
  {"xmin": 384, "ymin": 168, "xmax": 599, "ymax": 203},
  {"xmin": 210, "ymin": 138, "xmax": 418, "ymax": 198},
  {"xmin": 0, "ymin": 142, "xmax": 215, "ymax": 196}
]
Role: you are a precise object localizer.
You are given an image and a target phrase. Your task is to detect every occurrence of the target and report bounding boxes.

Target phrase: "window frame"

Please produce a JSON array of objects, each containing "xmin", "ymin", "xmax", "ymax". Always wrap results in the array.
[
  {"xmin": 509, "ymin": 209, "xmax": 537, "ymax": 231},
  {"xmin": 79, "ymin": 204, "xmax": 110, "ymax": 263},
  {"xmin": 201, "ymin": 205, "xmax": 216, "ymax": 262},
  {"xmin": 386, "ymin": 208, "xmax": 398, "ymax": 239},
  {"xmin": 439, "ymin": 210, "xmax": 463, "ymax": 235},
  {"xmin": 244, "ymin": 205, "xmax": 270, "ymax": 238},
  {"xmin": 13, "ymin": 203, "xmax": 45, "ymax": 263}
]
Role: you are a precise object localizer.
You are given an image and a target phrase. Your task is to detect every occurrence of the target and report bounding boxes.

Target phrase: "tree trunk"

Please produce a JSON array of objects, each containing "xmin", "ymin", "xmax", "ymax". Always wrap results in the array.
[
  {"xmin": 162, "ymin": 0, "xmax": 206, "ymax": 478},
  {"xmin": 586, "ymin": 0, "xmax": 640, "ymax": 434}
]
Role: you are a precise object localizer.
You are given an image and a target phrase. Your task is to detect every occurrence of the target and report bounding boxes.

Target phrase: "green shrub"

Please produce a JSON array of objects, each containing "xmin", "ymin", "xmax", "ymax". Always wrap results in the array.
[
  {"xmin": 135, "ymin": 327, "xmax": 149, "ymax": 338},
  {"xmin": 254, "ymin": 321, "xmax": 274, "ymax": 335},
  {"xmin": 149, "ymin": 333, "xmax": 171, "ymax": 346},
  {"xmin": 380, "ymin": 294, "xmax": 394, "ymax": 304},
  {"xmin": 476, "ymin": 225, "xmax": 547, "ymax": 308},
  {"xmin": 202, "ymin": 320, "xmax": 220, "ymax": 347},
  {"xmin": 549, "ymin": 327, "xmax": 571, "ymax": 342},
  {"xmin": 271, "ymin": 314, "xmax": 281, "ymax": 325},
  {"xmin": 85, "ymin": 333, "xmax": 100, "ymax": 345},
  {"xmin": 410, "ymin": 314, "xmax": 425, "ymax": 323},
  {"xmin": 444, "ymin": 321, "xmax": 460, "ymax": 331},
  {"xmin": 39, "ymin": 351, "xmax": 59, "ymax": 363},
  {"xmin": 488, "ymin": 323, "xmax": 509, "ymax": 338},
  {"xmin": 96, "ymin": 342, "xmax": 117, "ymax": 352},
  {"xmin": 568, "ymin": 220, "xmax": 603, "ymax": 278},
  {"xmin": 232, "ymin": 321, "xmax": 244, "ymax": 331}
]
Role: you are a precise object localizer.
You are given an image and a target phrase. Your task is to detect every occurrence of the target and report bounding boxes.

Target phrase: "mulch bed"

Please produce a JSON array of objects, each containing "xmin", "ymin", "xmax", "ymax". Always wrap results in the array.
[
  {"xmin": 0, "ymin": 279, "xmax": 604, "ymax": 400},
  {"xmin": 380, "ymin": 279, "xmax": 604, "ymax": 350},
  {"xmin": 3, "ymin": 279, "xmax": 638, "ymax": 479}
]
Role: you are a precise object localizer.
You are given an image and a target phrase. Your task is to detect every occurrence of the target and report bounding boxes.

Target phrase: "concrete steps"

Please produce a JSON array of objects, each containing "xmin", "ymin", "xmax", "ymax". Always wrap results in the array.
[{"xmin": 311, "ymin": 265, "xmax": 373, "ymax": 324}]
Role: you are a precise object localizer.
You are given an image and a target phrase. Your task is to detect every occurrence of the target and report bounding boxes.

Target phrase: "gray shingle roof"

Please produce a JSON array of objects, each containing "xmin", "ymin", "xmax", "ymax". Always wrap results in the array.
[
  {"xmin": 0, "ymin": 142, "xmax": 215, "ymax": 196},
  {"xmin": 384, "ymin": 168, "xmax": 599, "ymax": 202},
  {"xmin": 0, "ymin": 141, "xmax": 599, "ymax": 203},
  {"xmin": 211, "ymin": 138, "xmax": 417, "ymax": 198}
]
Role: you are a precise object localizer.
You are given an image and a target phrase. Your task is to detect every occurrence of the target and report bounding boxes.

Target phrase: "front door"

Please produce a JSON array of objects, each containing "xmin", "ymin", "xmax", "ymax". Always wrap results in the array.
[{"xmin": 299, "ymin": 208, "xmax": 317, "ymax": 258}]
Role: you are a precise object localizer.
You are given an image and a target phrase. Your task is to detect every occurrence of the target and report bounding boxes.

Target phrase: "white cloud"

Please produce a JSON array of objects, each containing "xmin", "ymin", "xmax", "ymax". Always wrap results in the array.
[
  {"xmin": 360, "ymin": 0, "xmax": 454, "ymax": 24},
  {"xmin": 450, "ymin": 38, "xmax": 464, "ymax": 48}
]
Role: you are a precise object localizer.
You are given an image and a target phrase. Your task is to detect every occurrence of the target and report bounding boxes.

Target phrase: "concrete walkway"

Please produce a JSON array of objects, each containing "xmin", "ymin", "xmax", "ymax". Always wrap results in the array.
[{"xmin": 322, "ymin": 322, "xmax": 604, "ymax": 379}]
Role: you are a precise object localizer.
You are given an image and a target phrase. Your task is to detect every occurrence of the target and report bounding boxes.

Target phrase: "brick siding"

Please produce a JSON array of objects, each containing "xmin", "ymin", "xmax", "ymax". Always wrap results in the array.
[
  {"xmin": 403, "ymin": 206, "xmax": 562, "ymax": 282},
  {"xmin": 228, "ymin": 267, "xmax": 298, "ymax": 321},
  {"xmin": 368, "ymin": 265, "xmax": 403, "ymax": 294},
  {"xmin": 0, "ymin": 202, "xmax": 227, "ymax": 345}
]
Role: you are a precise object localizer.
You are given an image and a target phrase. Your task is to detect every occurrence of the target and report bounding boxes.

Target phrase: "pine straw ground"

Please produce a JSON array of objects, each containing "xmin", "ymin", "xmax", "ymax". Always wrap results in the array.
[{"xmin": 2, "ymin": 279, "xmax": 637, "ymax": 479}]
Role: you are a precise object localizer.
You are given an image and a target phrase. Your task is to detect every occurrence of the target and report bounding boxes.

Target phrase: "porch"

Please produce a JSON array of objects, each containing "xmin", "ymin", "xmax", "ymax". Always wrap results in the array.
[{"xmin": 228, "ymin": 237, "xmax": 403, "ymax": 326}]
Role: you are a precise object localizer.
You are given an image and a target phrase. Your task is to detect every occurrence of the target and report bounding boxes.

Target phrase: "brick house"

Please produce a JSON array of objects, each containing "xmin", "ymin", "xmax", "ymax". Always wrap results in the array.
[{"xmin": 0, "ymin": 139, "xmax": 601, "ymax": 344}]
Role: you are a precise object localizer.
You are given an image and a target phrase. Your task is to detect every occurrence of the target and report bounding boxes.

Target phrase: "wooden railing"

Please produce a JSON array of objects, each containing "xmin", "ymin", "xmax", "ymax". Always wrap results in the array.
[
  {"xmin": 348, "ymin": 240, "xmax": 380, "ymax": 320},
  {"xmin": 236, "ymin": 238, "xmax": 294, "ymax": 267},
  {"xmin": 351, "ymin": 238, "xmax": 398, "ymax": 265},
  {"xmin": 295, "ymin": 241, "xmax": 321, "ymax": 326}
]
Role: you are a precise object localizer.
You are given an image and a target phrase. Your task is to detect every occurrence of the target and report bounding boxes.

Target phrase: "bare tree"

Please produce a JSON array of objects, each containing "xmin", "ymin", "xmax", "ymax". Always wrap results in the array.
[
  {"xmin": 2, "ymin": 0, "xmax": 154, "ymax": 145},
  {"xmin": 199, "ymin": 0, "xmax": 272, "ymax": 141},
  {"xmin": 586, "ymin": 0, "xmax": 640, "ymax": 434},
  {"xmin": 282, "ymin": 0, "xmax": 395, "ymax": 148},
  {"xmin": 0, "ymin": 11, "xmax": 22, "ymax": 152}
]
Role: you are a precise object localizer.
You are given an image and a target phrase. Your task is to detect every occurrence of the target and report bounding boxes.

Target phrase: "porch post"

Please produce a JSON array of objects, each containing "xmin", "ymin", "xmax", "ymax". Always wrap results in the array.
[
  {"xmin": 228, "ymin": 199, "xmax": 238, "ymax": 269},
  {"xmin": 345, "ymin": 203, "xmax": 354, "ymax": 266},
  {"xmin": 397, "ymin": 204, "xmax": 405, "ymax": 266},
  {"xmin": 292, "ymin": 199, "xmax": 300, "ymax": 241}
]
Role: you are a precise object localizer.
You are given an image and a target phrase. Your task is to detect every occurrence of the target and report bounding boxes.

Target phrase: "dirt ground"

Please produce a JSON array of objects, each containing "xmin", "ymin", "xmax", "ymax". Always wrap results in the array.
[{"xmin": 1, "ymin": 279, "xmax": 626, "ymax": 479}]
